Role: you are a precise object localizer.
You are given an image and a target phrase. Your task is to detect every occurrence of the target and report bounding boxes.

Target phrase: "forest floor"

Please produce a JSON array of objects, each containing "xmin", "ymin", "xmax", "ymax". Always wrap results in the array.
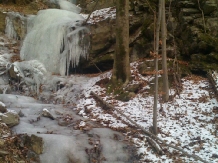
[{"xmin": 68, "ymin": 61, "xmax": 218, "ymax": 163}]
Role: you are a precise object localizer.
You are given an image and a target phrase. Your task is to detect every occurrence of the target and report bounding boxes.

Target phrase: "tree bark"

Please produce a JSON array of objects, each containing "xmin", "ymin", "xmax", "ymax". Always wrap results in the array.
[
  {"xmin": 153, "ymin": 0, "xmax": 162, "ymax": 135},
  {"xmin": 112, "ymin": 0, "xmax": 130, "ymax": 86},
  {"xmin": 161, "ymin": 0, "xmax": 169, "ymax": 102}
]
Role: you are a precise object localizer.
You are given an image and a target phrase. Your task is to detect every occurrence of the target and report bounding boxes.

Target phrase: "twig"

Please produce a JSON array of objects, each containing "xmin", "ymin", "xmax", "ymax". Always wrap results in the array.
[
  {"xmin": 84, "ymin": 0, "xmax": 100, "ymax": 24},
  {"xmin": 145, "ymin": 0, "xmax": 155, "ymax": 13},
  {"xmin": 90, "ymin": 60, "xmax": 102, "ymax": 73},
  {"xmin": 197, "ymin": 0, "xmax": 206, "ymax": 33},
  {"xmin": 90, "ymin": 91, "xmax": 209, "ymax": 163}
]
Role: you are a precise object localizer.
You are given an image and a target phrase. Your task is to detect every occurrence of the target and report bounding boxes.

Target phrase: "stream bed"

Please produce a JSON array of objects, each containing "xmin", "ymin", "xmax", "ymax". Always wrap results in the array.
[{"xmin": 0, "ymin": 93, "xmax": 138, "ymax": 163}]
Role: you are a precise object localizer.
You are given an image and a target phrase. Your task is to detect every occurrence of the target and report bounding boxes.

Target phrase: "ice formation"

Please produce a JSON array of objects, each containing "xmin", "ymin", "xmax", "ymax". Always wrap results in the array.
[
  {"xmin": 21, "ymin": 8, "xmax": 90, "ymax": 76},
  {"xmin": 58, "ymin": 0, "xmax": 81, "ymax": 13},
  {"xmin": 12, "ymin": 60, "xmax": 47, "ymax": 94},
  {"xmin": 5, "ymin": 12, "xmax": 27, "ymax": 40},
  {"xmin": 49, "ymin": 0, "xmax": 77, "ymax": 5}
]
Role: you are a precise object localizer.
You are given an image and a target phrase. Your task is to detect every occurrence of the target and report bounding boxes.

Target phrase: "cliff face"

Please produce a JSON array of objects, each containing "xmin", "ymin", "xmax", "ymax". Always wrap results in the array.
[
  {"xmin": 1, "ymin": 0, "xmax": 218, "ymax": 74},
  {"xmin": 77, "ymin": 0, "xmax": 218, "ymax": 73}
]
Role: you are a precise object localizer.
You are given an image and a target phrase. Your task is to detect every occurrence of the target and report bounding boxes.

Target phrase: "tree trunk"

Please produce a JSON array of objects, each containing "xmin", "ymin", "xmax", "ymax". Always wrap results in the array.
[
  {"xmin": 153, "ymin": 0, "xmax": 162, "ymax": 135},
  {"xmin": 161, "ymin": 0, "xmax": 169, "ymax": 102},
  {"xmin": 112, "ymin": 0, "xmax": 130, "ymax": 86}
]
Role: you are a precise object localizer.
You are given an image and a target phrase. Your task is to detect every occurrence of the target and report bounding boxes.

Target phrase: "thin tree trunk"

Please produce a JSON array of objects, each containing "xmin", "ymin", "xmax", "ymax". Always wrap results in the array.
[
  {"xmin": 161, "ymin": 0, "xmax": 169, "ymax": 102},
  {"xmin": 153, "ymin": 0, "xmax": 162, "ymax": 135},
  {"xmin": 112, "ymin": 0, "xmax": 130, "ymax": 86}
]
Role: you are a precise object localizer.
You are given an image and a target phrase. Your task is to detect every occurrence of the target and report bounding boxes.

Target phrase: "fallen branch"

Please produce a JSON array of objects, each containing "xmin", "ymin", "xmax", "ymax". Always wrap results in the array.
[
  {"xmin": 147, "ymin": 137, "xmax": 163, "ymax": 155},
  {"xmin": 90, "ymin": 91, "xmax": 209, "ymax": 163}
]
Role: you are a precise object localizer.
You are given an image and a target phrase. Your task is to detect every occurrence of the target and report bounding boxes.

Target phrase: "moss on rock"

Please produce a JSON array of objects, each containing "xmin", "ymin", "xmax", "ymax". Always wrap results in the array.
[{"xmin": 199, "ymin": 33, "xmax": 218, "ymax": 52}]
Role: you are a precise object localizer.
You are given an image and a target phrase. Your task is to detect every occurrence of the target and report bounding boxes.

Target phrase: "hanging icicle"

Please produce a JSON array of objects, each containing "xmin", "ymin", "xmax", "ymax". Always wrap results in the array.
[{"xmin": 20, "ymin": 8, "xmax": 90, "ymax": 76}]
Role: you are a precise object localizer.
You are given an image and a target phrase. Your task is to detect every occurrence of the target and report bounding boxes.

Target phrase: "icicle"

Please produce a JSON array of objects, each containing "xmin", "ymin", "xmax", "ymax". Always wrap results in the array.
[
  {"xmin": 67, "ymin": 27, "xmax": 90, "ymax": 68},
  {"xmin": 21, "ymin": 9, "xmax": 90, "ymax": 76}
]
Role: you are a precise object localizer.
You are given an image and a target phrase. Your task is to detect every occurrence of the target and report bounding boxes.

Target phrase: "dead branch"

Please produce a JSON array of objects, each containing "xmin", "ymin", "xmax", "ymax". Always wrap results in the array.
[
  {"xmin": 197, "ymin": 0, "xmax": 206, "ymax": 33},
  {"xmin": 90, "ymin": 91, "xmax": 209, "ymax": 163},
  {"xmin": 147, "ymin": 137, "xmax": 163, "ymax": 155},
  {"xmin": 84, "ymin": 0, "xmax": 100, "ymax": 24},
  {"xmin": 91, "ymin": 92, "xmax": 113, "ymax": 110}
]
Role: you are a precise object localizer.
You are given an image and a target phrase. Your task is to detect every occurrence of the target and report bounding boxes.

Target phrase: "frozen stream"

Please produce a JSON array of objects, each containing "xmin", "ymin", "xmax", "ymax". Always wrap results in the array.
[
  {"xmin": 0, "ymin": 93, "xmax": 136, "ymax": 163},
  {"xmin": 0, "ymin": 2, "xmax": 138, "ymax": 161}
]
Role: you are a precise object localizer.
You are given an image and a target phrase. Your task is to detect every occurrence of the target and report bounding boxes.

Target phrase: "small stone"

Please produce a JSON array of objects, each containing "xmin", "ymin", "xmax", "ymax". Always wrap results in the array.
[
  {"xmin": 18, "ymin": 110, "xmax": 25, "ymax": 117},
  {"xmin": 58, "ymin": 119, "xmax": 71, "ymax": 126},
  {"xmin": 0, "ymin": 101, "xmax": 7, "ymax": 113},
  {"xmin": 42, "ymin": 108, "xmax": 55, "ymax": 120}
]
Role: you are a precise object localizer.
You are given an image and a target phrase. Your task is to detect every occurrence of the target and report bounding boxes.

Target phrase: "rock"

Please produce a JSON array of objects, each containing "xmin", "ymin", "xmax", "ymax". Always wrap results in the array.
[
  {"xmin": 202, "ymin": 0, "xmax": 217, "ymax": 15},
  {"xmin": 125, "ymin": 84, "xmax": 141, "ymax": 93},
  {"xmin": 58, "ymin": 119, "xmax": 73, "ymax": 126},
  {"xmin": 78, "ymin": 0, "xmax": 115, "ymax": 13},
  {"xmin": 42, "ymin": 108, "xmax": 55, "ymax": 120},
  {"xmin": 0, "ymin": 101, "xmax": 7, "ymax": 113},
  {"xmin": 18, "ymin": 110, "xmax": 25, "ymax": 117},
  {"xmin": 0, "ymin": 111, "xmax": 20, "ymax": 127},
  {"xmin": 178, "ymin": 1, "xmax": 195, "ymax": 8},
  {"xmin": 26, "ymin": 150, "xmax": 40, "ymax": 162},
  {"xmin": 0, "ymin": 123, "xmax": 11, "ymax": 137},
  {"xmin": 115, "ymin": 91, "xmax": 136, "ymax": 102},
  {"xmin": 8, "ymin": 64, "xmax": 20, "ymax": 80},
  {"xmin": 180, "ymin": 8, "xmax": 200, "ymax": 16},
  {"xmin": 30, "ymin": 134, "xmax": 43, "ymax": 154},
  {"xmin": 5, "ymin": 12, "xmax": 27, "ymax": 40},
  {"xmin": 18, "ymin": 134, "xmax": 43, "ymax": 155},
  {"xmin": 0, "ymin": 12, "xmax": 6, "ymax": 34}
]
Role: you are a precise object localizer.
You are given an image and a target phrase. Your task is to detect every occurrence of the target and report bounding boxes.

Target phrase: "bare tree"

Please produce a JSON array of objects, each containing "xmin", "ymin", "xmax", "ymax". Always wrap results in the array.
[
  {"xmin": 161, "ymin": 0, "xmax": 169, "ymax": 102},
  {"xmin": 153, "ymin": 0, "xmax": 162, "ymax": 135},
  {"xmin": 112, "ymin": 0, "xmax": 130, "ymax": 86}
]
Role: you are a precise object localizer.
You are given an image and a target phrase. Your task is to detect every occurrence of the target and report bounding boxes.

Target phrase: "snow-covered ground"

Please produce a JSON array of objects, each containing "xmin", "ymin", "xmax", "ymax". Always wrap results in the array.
[
  {"xmin": 69, "ymin": 62, "xmax": 218, "ymax": 163},
  {"xmin": 81, "ymin": 7, "xmax": 116, "ymax": 24},
  {"xmin": 1, "ymin": 3, "xmax": 218, "ymax": 162}
]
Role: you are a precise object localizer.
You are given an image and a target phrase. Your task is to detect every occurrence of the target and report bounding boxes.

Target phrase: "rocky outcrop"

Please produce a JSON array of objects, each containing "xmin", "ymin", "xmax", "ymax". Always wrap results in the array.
[
  {"xmin": 174, "ymin": 0, "xmax": 218, "ymax": 72},
  {"xmin": 80, "ymin": 1, "xmax": 153, "ymax": 72},
  {"xmin": 1, "ymin": 0, "xmax": 218, "ymax": 74}
]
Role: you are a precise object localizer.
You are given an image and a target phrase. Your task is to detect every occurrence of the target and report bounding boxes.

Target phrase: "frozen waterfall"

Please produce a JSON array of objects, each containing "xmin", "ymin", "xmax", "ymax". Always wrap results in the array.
[{"xmin": 20, "ymin": 6, "xmax": 90, "ymax": 76}]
